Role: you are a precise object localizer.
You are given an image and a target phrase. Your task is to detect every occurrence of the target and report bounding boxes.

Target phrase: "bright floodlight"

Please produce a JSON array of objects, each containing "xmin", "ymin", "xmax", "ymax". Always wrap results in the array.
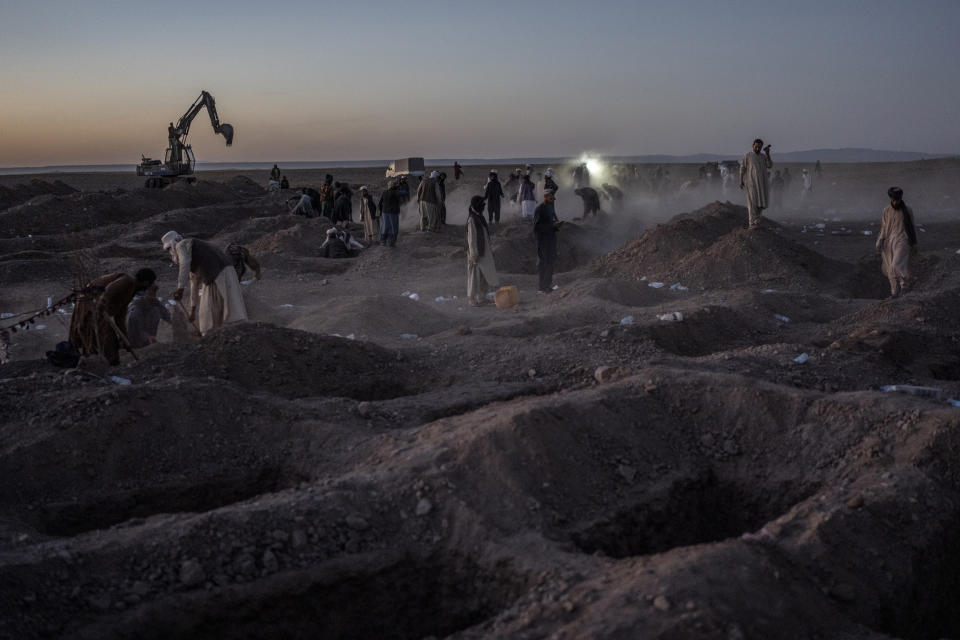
[{"xmin": 586, "ymin": 158, "xmax": 602, "ymax": 174}]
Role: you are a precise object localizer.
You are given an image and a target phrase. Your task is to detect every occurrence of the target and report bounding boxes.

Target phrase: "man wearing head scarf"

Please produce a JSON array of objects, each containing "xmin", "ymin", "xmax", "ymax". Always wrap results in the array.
[
  {"xmin": 417, "ymin": 170, "xmax": 443, "ymax": 231},
  {"xmin": 739, "ymin": 138, "xmax": 773, "ymax": 227},
  {"xmin": 533, "ymin": 188, "xmax": 563, "ymax": 293},
  {"xmin": 378, "ymin": 181, "xmax": 401, "ymax": 247},
  {"xmin": 543, "ymin": 169, "xmax": 559, "ymax": 195},
  {"xmin": 518, "ymin": 174, "xmax": 538, "ymax": 220},
  {"xmin": 161, "ymin": 231, "xmax": 247, "ymax": 336},
  {"xmin": 466, "ymin": 196, "xmax": 499, "ymax": 305},
  {"xmin": 876, "ymin": 187, "xmax": 918, "ymax": 298},
  {"xmin": 484, "ymin": 170, "xmax": 504, "ymax": 224},
  {"xmin": 358, "ymin": 186, "xmax": 379, "ymax": 242},
  {"xmin": 69, "ymin": 268, "xmax": 158, "ymax": 365},
  {"xmin": 320, "ymin": 227, "xmax": 350, "ymax": 258}
]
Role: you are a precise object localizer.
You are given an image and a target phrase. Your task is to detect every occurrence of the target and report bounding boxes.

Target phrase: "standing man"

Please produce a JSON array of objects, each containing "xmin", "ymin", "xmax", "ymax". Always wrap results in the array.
[
  {"xmin": 466, "ymin": 196, "xmax": 499, "ymax": 305},
  {"xmin": 270, "ymin": 164, "xmax": 281, "ymax": 181},
  {"xmin": 518, "ymin": 173, "xmax": 538, "ymax": 220},
  {"xmin": 359, "ymin": 186, "xmax": 379, "ymax": 243},
  {"xmin": 437, "ymin": 172, "xmax": 448, "ymax": 227},
  {"xmin": 782, "ymin": 167, "xmax": 793, "ymax": 198},
  {"xmin": 543, "ymin": 169, "xmax": 559, "ymax": 195},
  {"xmin": 332, "ymin": 186, "xmax": 352, "ymax": 224},
  {"xmin": 800, "ymin": 168, "xmax": 814, "ymax": 203},
  {"xmin": 417, "ymin": 170, "xmax": 442, "ymax": 231},
  {"xmin": 876, "ymin": 187, "xmax": 917, "ymax": 298},
  {"xmin": 378, "ymin": 180, "xmax": 401, "ymax": 247},
  {"xmin": 161, "ymin": 231, "xmax": 247, "ymax": 336},
  {"xmin": 533, "ymin": 189, "xmax": 563, "ymax": 294},
  {"xmin": 453, "ymin": 161, "xmax": 463, "ymax": 180},
  {"xmin": 484, "ymin": 170, "xmax": 504, "ymax": 224},
  {"xmin": 739, "ymin": 138, "xmax": 773, "ymax": 228}
]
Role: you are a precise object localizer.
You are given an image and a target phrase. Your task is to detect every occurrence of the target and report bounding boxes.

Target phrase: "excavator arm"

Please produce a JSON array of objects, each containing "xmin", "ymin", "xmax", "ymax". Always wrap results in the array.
[{"xmin": 174, "ymin": 90, "xmax": 234, "ymax": 146}]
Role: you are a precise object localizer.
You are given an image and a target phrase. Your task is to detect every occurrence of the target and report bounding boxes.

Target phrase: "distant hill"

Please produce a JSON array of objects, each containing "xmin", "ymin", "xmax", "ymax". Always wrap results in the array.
[{"xmin": 443, "ymin": 149, "xmax": 958, "ymax": 166}]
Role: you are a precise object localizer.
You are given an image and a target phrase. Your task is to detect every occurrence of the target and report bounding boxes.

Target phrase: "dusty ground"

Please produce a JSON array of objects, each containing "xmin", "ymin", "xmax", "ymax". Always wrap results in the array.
[{"xmin": 2, "ymin": 158, "xmax": 960, "ymax": 639}]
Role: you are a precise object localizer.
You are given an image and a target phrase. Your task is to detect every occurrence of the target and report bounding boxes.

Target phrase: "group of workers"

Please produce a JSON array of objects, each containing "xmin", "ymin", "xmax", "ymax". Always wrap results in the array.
[{"xmin": 58, "ymin": 147, "xmax": 919, "ymax": 366}]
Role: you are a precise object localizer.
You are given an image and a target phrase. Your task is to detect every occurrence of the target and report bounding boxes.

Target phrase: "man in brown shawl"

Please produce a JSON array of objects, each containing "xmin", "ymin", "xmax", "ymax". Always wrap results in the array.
[
  {"xmin": 876, "ymin": 187, "xmax": 918, "ymax": 298},
  {"xmin": 69, "ymin": 268, "xmax": 157, "ymax": 365},
  {"xmin": 739, "ymin": 138, "xmax": 773, "ymax": 227}
]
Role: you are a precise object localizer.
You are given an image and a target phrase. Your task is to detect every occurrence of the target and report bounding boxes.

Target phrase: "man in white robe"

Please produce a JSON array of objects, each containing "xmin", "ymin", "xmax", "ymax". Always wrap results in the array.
[
  {"xmin": 739, "ymin": 138, "xmax": 773, "ymax": 227},
  {"xmin": 161, "ymin": 231, "xmax": 248, "ymax": 336},
  {"xmin": 466, "ymin": 196, "xmax": 499, "ymax": 305}
]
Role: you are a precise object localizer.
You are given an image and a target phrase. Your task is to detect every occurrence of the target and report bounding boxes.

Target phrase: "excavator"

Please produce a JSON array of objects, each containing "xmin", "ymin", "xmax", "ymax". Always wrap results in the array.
[{"xmin": 137, "ymin": 90, "xmax": 234, "ymax": 188}]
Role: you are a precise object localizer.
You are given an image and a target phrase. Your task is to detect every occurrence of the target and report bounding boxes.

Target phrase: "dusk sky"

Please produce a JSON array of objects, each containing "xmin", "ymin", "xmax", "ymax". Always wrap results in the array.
[{"xmin": 1, "ymin": 0, "xmax": 958, "ymax": 166}]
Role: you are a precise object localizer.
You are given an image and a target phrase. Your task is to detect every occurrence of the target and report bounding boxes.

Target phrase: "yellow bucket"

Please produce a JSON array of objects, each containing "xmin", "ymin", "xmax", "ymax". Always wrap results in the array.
[{"xmin": 494, "ymin": 285, "xmax": 519, "ymax": 309}]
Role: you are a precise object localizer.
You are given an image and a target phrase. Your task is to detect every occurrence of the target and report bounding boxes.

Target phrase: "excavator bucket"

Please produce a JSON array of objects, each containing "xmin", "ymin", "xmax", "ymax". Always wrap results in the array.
[{"xmin": 219, "ymin": 123, "xmax": 234, "ymax": 146}]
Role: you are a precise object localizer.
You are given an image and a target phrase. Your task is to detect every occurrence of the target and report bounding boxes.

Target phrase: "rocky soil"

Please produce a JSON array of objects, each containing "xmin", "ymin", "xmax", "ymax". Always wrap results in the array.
[{"xmin": 2, "ymin": 159, "xmax": 960, "ymax": 639}]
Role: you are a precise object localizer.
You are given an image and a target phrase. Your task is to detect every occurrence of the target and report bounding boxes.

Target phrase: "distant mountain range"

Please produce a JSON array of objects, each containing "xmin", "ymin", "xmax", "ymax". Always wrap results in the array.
[
  {"xmin": 1, "ymin": 149, "xmax": 955, "ymax": 175},
  {"xmin": 444, "ymin": 148, "xmax": 957, "ymax": 165}
]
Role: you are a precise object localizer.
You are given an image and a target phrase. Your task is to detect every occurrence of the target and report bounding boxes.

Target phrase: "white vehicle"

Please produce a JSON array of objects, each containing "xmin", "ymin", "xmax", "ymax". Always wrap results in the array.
[{"xmin": 385, "ymin": 157, "xmax": 425, "ymax": 178}]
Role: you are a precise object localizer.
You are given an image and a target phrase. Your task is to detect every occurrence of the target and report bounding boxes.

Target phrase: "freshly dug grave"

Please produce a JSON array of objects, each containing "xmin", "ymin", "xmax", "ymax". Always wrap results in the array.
[{"xmin": 289, "ymin": 294, "xmax": 455, "ymax": 339}]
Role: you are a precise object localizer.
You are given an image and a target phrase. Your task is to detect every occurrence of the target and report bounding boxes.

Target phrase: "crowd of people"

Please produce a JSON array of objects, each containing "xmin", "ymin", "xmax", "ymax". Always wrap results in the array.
[{"xmin": 50, "ymin": 148, "xmax": 920, "ymax": 367}]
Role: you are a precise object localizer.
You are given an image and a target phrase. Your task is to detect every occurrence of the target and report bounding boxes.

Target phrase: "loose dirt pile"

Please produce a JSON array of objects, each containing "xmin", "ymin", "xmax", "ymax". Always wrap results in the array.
[
  {"xmin": 3, "ymin": 164, "xmax": 960, "ymax": 639},
  {"xmin": 124, "ymin": 322, "xmax": 421, "ymax": 400},
  {"xmin": 594, "ymin": 201, "xmax": 851, "ymax": 290},
  {"xmin": 0, "ymin": 179, "xmax": 76, "ymax": 212}
]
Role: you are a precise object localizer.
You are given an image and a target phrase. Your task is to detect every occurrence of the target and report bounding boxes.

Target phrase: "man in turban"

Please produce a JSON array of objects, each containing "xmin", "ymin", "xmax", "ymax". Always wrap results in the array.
[
  {"xmin": 739, "ymin": 138, "xmax": 773, "ymax": 227},
  {"xmin": 161, "ymin": 231, "xmax": 247, "ymax": 336},
  {"xmin": 876, "ymin": 187, "xmax": 918, "ymax": 298}
]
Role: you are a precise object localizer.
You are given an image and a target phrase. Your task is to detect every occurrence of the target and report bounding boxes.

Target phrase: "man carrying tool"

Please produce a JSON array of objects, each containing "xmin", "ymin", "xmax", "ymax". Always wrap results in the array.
[{"xmin": 68, "ymin": 268, "xmax": 158, "ymax": 365}]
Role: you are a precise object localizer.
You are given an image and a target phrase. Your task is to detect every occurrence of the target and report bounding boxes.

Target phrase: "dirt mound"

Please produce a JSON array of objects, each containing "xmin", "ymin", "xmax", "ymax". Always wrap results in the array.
[
  {"xmin": 124, "ymin": 322, "xmax": 421, "ymax": 400},
  {"xmin": 594, "ymin": 201, "xmax": 746, "ymax": 278},
  {"xmin": 0, "ymin": 179, "xmax": 76, "ymax": 212},
  {"xmin": 290, "ymin": 294, "xmax": 454, "ymax": 339},
  {"xmin": 0, "ymin": 179, "xmax": 271, "ymax": 239},
  {"xmin": 595, "ymin": 202, "xmax": 850, "ymax": 290}
]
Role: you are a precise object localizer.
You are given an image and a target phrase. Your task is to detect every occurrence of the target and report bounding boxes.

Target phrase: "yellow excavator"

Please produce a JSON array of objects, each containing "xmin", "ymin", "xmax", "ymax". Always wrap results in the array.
[{"xmin": 137, "ymin": 90, "xmax": 234, "ymax": 188}]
